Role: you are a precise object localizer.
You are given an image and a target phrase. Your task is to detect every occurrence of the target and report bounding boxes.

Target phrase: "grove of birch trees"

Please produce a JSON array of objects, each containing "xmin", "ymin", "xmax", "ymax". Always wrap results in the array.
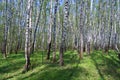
[{"xmin": 0, "ymin": 0, "xmax": 120, "ymax": 71}]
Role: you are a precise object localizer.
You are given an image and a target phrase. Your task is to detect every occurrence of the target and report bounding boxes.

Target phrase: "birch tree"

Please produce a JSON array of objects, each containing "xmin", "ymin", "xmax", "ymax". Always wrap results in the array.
[
  {"xmin": 32, "ymin": 0, "xmax": 43, "ymax": 54},
  {"xmin": 46, "ymin": 0, "xmax": 52, "ymax": 60},
  {"xmin": 52, "ymin": 0, "xmax": 58, "ymax": 62},
  {"xmin": 24, "ymin": 0, "xmax": 33, "ymax": 72},
  {"xmin": 2, "ymin": 0, "xmax": 8, "ymax": 58},
  {"xmin": 59, "ymin": 0, "xmax": 69, "ymax": 66},
  {"xmin": 79, "ymin": 0, "xmax": 84, "ymax": 59}
]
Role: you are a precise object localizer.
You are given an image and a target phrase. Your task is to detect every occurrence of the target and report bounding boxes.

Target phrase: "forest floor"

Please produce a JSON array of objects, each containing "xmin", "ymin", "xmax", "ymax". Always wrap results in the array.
[{"xmin": 0, "ymin": 50, "xmax": 120, "ymax": 80}]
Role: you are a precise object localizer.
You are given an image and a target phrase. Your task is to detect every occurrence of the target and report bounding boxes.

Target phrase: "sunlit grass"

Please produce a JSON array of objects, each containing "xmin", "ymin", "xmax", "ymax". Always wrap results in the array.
[{"xmin": 0, "ymin": 50, "xmax": 120, "ymax": 80}]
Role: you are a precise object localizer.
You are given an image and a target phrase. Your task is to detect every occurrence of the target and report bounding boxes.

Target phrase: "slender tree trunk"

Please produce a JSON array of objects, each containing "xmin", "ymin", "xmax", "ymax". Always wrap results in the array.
[
  {"xmin": 2, "ymin": 0, "xmax": 8, "ymax": 58},
  {"xmin": 46, "ymin": 0, "xmax": 52, "ymax": 60},
  {"xmin": 52, "ymin": 0, "xmax": 58, "ymax": 62},
  {"xmin": 59, "ymin": 0, "xmax": 69, "ymax": 66},
  {"xmin": 31, "ymin": 0, "xmax": 43, "ymax": 54},
  {"xmin": 24, "ymin": 0, "xmax": 33, "ymax": 72},
  {"xmin": 79, "ymin": 0, "xmax": 84, "ymax": 59},
  {"xmin": 15, "ymin": 1, "xmax": 21, "ymax": 54},
  {"xmin": 108, "ymin": 0, "xmax": 113, "ymax": 51}
]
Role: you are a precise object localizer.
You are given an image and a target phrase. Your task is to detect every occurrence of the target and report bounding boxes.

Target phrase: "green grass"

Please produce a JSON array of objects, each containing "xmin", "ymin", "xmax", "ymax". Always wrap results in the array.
[{"xmin": 0, "ymin": 50, "xmax": 120, "ymax": 80}]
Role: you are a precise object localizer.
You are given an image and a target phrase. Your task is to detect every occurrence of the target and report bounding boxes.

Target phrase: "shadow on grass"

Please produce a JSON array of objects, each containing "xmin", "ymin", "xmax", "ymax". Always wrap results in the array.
[
  {"xmin": 108, "ymin": 51, "xmax": 120, "ymax": 65},
  {"xmin": 19, "ymin": 51, "xmax": 85, "ymax": 80},
  {"xmin": 64, "ymin": 51, "xmax": 79, "ymax": 65},
  {"xmin": 0, "ymin": 53, "xmax": 25, "ymax": 80},
  {"xmin": 91, "ymin": 53, "xmax": 105, "ymax": 80},
  {"xmin": 0, "ymin": 50, "xmax": 87, "ymax": 80},
  {"xmin": 0, "ymin": 60, "xmax": 24, "ymax": 73},
  {"xmin": 22, "ymin": 65, "xmax": 87, "ymax": 80},
  {"xmin": 103, "ymin": 56, "xmax": 120, "ymax": 80},
  {"xmin": 0, "ymin": 53, "xmax": 25, "ymax": 73},
  {"xmin": 91, "ymin": 51, "xmax": 120, "ymax": 80}
]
